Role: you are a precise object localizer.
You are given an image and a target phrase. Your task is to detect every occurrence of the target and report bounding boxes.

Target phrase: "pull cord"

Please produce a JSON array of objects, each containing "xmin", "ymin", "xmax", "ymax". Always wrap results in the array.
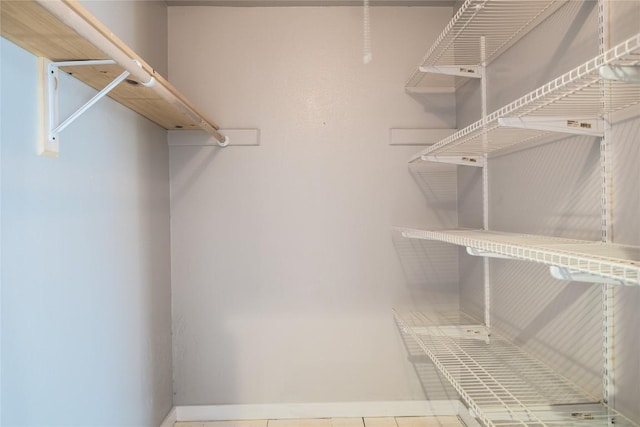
[{"xmin": 363, "ymin": 0, "xmax": 372, "ymax": 64}]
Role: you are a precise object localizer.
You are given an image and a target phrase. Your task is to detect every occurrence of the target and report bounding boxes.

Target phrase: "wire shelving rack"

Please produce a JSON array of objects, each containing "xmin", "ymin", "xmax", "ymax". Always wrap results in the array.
[
  {"xmin": 410, "ymin": 33, "xmax": 640, "ymax": 162},
  {"xmin": 394, "ymin": 310, "xmax": 639, "ymax": 427},
  {"xmin": 406, "ymin": 0, "xmax": 567, "ymax": 91},
  {"xmin": 397, "ymin": 227, "xmax": 640, "ymax": 287}
]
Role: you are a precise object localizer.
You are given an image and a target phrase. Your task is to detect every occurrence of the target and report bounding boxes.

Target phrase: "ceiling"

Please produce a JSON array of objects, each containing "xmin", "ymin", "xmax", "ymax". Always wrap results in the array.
[{"xmin": 166, "ymin": 0, "xmax": 454, "ymax": 6}]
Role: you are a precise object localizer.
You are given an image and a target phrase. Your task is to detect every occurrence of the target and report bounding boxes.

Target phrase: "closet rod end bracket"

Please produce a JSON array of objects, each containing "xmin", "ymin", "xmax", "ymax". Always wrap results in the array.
[{"xmin": 217, "ymin": 135, "xmax": 230, "ymax": 147}]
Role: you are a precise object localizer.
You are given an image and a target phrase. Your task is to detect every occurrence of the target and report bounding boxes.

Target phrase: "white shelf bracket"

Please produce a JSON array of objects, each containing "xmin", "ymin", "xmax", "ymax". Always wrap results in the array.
[
  {"xmin": 41, "ymin": 59, "xmax": 127, "ymax": 157},
  {"xmin": 419, "ymin": 65, "xmax": 483, "ymax": 78},
  {"xmin": 404, "ymin": 324, "xmax": 490, "ymax": 342},
  {"xmin": 466, "ymin": 247, "xmax": 518, "ymax": 260},
  {"xmin": 498, "ymin": 117, "xmax": 606, "ymax": 137},
  {"xmin": 599, "ymin": 65, "xmax": 640, "ymax": 84},
  {"xmin": 550, "ymin": 266, "xmax": 630, "ymax": 286},
  {"xmin": 420, "ymin": 155, "xmax": 485, "ymax": 167}
]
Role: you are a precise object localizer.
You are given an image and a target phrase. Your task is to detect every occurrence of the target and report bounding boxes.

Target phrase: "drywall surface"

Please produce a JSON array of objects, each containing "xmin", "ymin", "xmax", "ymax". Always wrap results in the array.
[
  {"xmin": 597, "ymin": 3, "xmax": 640, "ymax": 419},
  {"xmin": 609, "ymin": 104, "xmax": 640, "ymax": 422},
  {"xmin": 0, "ymin": 2, "xmax": 172, "ymax": 426},
  {"xmin": 457, "ymin": 0, "xmax": 640, "ymax": 422},
  {"xmin": 168, "ymin": 6, "xmax": 457, "ymax": 404},
  {"xmin": 81, "ymin": 0, "xmax": 169, "ymax": 76}
]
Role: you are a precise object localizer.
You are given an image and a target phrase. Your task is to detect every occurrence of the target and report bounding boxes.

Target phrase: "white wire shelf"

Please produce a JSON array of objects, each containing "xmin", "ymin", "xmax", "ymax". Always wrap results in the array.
[
  {"xmin": 396, "ymin": 227, "xmax": 640, "ymax": 287},
  {"xmin": 394, "ymin": 310, "xmax": 639, "ymax": 427},
  {"xmin": 410, "ymin": 33, "xmax": 640, "ymax": 161},
  {"xmin": 406, "ymin": 0, "xmax": 567, "ymax": 90}
]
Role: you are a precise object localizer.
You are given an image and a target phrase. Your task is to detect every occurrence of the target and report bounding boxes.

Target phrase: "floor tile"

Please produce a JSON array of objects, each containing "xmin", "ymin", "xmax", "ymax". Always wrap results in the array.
[
  {"xmin": 331, "ymin": 418, "xmax": 364, "ymax": 427},
  {"xmin": 395, "ymin": 416, "xmax": 463, "ymax": 427},
  {"xmin": 363, "ymin": 418, "xmax": 397, "ymax": 427},
  {"xmin": 176, "ymin": 417, "xmax": 463, "ymax": 427},
  {"xmin": 175, "ymin": 421, "xmax": 268, "ymax": 427},
  {"xmin": 268, "ymin": 419, "xmax": 332, "ymax": 427}
]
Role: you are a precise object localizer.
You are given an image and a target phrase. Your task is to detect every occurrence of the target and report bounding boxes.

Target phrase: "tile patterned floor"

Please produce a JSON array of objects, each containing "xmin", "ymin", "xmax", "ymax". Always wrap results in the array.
[{"xmin": 175, "ymin": 416, "xmax": 464, "ymax": 427}]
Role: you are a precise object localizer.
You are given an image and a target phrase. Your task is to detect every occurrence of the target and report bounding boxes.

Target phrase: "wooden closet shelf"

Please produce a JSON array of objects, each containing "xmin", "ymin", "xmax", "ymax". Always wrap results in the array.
[{"xmin": 0, "ymin": 0, "xmax": 219, "ymax": 133}]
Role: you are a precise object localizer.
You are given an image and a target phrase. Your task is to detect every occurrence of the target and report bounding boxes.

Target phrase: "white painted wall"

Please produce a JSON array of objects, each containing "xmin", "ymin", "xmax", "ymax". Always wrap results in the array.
[
  {"xmin": 457, "ymin": 1, "xmax": 640, "ymax": 422},
  {"xmin": 81, "ymin": 0, "xmax": 169, "ymax": 77},
  {"xmin": 1, "ymin": 2, "xmax": 173, "ymax": 425},
  {"xmin": 168, "ymin": 6, "xmax": 457, "ymax": 405}
]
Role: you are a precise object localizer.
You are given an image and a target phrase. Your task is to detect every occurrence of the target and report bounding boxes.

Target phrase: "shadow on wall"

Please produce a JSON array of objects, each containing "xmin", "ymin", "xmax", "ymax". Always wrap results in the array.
[
  {"xmin": 169, "ymin": 146, "xmax": 223, "ymax": 206},
  {"xmin": 391, "ymin": 230, "xmax": 459, "ymax": 313},
  {"xmin": 171, "ymin": 311, "xmax": 238, "ymax": 405},
  {"xmin": 489, "ymin": 0, "xmax": 598, "ymax": 109},
  {"xmin": 394, "ymin": 320, "xmax": 459, "ymax": 401},
  {"xmin": 490, "ymin": 260, "xmax": 603, "ymax": 397},
  {"xmin": 615, "ymin": 285, "xmax": 640, "ymax": 423},
  {"xmin": 407, "ymin": 92, "xmax": 457, "ymax": 118},
  {"xmin": 489, "ymin": 134, "xmax": 601, "ymax": 241},
  {"xmin": 458, "ymin": 247, "xmax": 484, "ymax": 321},
  {"xmin": 135, "ymin": 123, "xmax": 174, "ymax": 425},
  {"xmin": 408, "ymin": 161, "xmax": 458, "ymax": 228},
  {"xmin": 610, "ymin": 113, "xmax": 640, "ymax": 422},
  {"xmin": 390, "ymin": 156, "xmax": 462, "ymax": 402}
]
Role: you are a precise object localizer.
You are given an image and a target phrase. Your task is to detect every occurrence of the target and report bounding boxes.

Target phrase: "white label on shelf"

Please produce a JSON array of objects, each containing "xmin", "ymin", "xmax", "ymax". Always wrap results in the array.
[{"xmin": 567, "ymin": 120, "xmax": 593, "ymax": 129}]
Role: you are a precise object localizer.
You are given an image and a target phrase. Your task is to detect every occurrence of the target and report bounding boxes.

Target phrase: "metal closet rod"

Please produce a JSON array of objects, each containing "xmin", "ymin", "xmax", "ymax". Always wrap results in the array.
[{"xmin": 37, "ymin": 0, "xmax": 228, "ymax": 146}]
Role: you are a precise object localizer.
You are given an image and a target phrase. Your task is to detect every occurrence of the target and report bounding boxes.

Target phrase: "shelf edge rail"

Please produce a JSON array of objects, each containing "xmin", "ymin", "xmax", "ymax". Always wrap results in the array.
[{"xmin": 39, "ymin": 0, "xmax": 228, "ymax": 147}]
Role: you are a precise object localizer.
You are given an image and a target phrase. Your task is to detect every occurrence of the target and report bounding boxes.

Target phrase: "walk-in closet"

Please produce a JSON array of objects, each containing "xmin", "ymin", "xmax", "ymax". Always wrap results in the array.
[{"xmin": 1, "ymin": 1, "xmax": 639, "ymax": 426}]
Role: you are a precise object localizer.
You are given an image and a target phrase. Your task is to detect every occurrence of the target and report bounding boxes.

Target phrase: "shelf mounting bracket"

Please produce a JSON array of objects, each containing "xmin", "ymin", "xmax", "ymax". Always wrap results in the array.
[
  {"xmin": 421, "ymin": 155, "xmax": 485, "ymax": 167},
  {"xmin": 498, "ymin": 116, "xmax": 606, "ymax": 137},
  {"xmin": 419, "ymin": 65, "xmax": 483, "ymax": 78},
  {"xmin": 599, "ymin": 65, "xmax": 640, "ymax": 84},
  {"xmin": 550, "ymin": 266, "xmax": 630, "ymax": 286},
  {"xmin": 41, "ymin": 59, "xmax": 128, "ymax": 157},
  {"xmin": 466, "ymin": 247, "xmax": 518, "ymax": 260}
]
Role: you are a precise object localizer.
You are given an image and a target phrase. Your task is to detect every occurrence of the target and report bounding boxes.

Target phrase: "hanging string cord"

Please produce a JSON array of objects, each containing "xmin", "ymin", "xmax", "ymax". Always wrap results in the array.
[{"xmin": 363, "ymin": 0, "xmax": 372, "ymax": 64}]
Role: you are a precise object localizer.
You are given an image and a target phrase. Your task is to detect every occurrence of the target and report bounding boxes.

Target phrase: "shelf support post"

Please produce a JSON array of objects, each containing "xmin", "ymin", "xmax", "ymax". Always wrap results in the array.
[
  {"xmin": 599, "ymin": 0, "xmax": 615, "ymax": 415},
  {"xmin": 41, "ymin": 59, "xmax": 127, "ymax": 157},
  {"xmin": 479, "ymin": 35, "xmax": 491, "ymax": 333}
]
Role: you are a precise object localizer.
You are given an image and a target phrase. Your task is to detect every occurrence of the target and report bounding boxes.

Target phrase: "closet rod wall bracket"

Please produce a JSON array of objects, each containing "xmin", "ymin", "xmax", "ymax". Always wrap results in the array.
[
  {"xmin": 217, "ymin": 136, "xmax": 230, "ymax": 147},
  {"xmin": 41, "ymin": 59, "xmax": 127, "ymax": 157}
]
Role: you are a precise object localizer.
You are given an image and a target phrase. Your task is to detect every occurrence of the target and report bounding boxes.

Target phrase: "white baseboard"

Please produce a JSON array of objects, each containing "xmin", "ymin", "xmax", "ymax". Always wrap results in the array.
[
  {"xmin": 159, "ymin": 400, "xmax": 481, "ymax": 426},
  {"xmin": 159, "ymin": 407, "xmax": 177, "ymax": 427},
  {"xmin": 173, "ymin": 400, "xmax": 460, "ymax": 423}
]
